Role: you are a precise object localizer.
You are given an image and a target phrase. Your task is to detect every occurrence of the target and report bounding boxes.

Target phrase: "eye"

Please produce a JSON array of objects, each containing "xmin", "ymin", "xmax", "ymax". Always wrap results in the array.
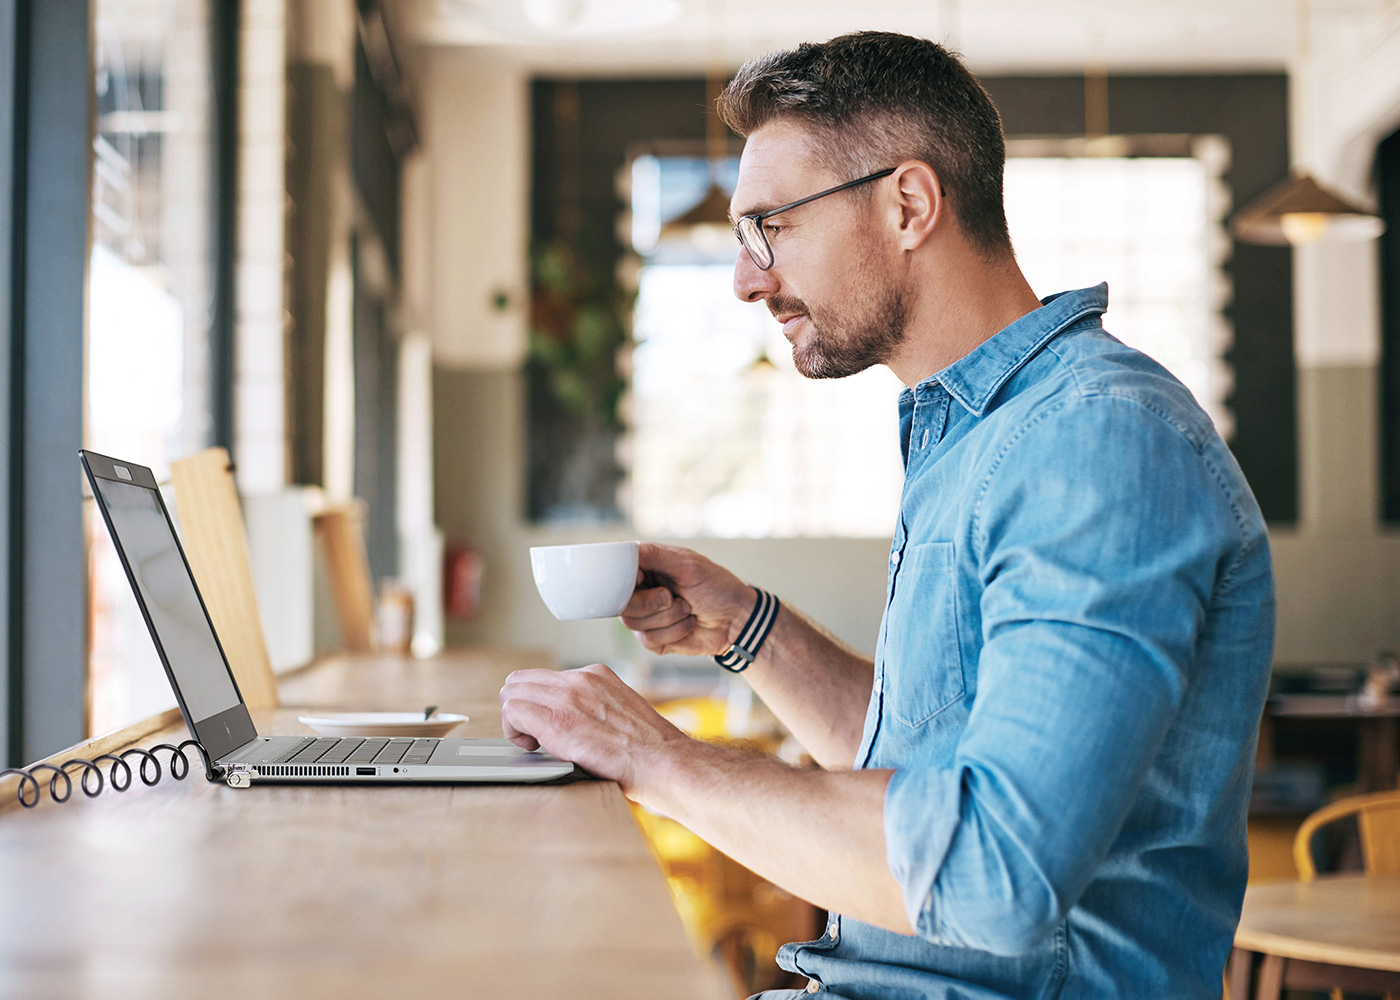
[{"xmin": 761, "ymin": 222, "xmax": 784, "ymax": 237}]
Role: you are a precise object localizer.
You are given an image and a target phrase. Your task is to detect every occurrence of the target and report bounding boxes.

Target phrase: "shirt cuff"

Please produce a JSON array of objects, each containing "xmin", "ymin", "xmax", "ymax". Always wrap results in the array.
[{"xmin": 884, "ymin": 766, "xmax": 964, "ymax": 940}]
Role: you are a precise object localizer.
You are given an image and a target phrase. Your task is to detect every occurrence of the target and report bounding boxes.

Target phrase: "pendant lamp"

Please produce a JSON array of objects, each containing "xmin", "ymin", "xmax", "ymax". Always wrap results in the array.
[
  {"xmin": 1231, "ymin": 0, "xmax": 1384, "ymax": 245},
  {"xmin": 1230, "ymin": 170, "xmax": 1384, "ymax": 245},
  {"xmin": 659, "ymin": 1, "xmax": 733, "ymax": 245}
]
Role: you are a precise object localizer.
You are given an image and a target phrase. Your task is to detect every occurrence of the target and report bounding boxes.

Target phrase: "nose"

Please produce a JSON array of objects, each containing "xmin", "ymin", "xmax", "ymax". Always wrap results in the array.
[{"xmin": 733, "ymin": 246, "xmax": 779, "ymax": 303}]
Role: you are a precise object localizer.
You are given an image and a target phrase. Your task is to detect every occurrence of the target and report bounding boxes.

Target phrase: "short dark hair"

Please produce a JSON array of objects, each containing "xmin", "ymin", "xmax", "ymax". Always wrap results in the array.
[{"xmin": 718, "ymin": 31, "xmax": 1012, "ymax": 259}]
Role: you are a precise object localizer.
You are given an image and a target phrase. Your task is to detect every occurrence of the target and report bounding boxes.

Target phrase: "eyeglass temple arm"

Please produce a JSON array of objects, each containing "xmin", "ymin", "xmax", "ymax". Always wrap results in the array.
[{"xmin": 753, "ymin": 167, "xmax": 897, "ymax": 221}]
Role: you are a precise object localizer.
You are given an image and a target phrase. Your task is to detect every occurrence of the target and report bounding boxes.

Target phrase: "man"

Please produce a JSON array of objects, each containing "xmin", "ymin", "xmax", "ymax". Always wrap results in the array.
[{"xmin": 501, "ymin": 31, "xmax": 1274, "ymax": 1000}]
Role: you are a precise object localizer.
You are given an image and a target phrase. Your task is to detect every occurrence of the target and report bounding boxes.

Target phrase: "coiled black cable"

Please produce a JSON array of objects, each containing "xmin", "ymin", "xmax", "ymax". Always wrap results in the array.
[{"xmin": 0, "ymin": 739, "xmax": 221, "ymax": 808}]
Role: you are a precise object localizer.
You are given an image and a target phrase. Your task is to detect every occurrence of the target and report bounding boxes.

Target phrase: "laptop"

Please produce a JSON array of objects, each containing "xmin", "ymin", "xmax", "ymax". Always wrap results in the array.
[{"xmin": 80, "ymin": 449, "xmax": 575, "ymax": 787}]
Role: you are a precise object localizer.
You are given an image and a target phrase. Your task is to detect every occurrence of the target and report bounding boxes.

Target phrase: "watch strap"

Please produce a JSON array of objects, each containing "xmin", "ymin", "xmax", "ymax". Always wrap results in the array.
[{"xmin": 714, "ymin": 587, "xmax": 780, "ymax": 672}]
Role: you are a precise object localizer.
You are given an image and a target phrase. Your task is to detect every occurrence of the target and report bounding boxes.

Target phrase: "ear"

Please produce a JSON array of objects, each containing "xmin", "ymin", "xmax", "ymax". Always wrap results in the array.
[{"xmin": 887, "ymin": 161, "xmax": 942, "ymax": 252}]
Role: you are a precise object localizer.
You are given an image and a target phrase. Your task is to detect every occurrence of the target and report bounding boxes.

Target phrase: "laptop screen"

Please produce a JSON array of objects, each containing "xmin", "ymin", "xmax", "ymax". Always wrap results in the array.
[{"xmin": 93, "ymin": 476, "xmax": 242, "ymax": 723}]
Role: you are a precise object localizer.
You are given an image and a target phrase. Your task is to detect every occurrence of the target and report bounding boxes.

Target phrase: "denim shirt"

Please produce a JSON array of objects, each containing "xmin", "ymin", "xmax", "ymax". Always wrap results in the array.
[{"xmin": 770, "ymin": 285, "xmax": 1275, "ymax": 1000}]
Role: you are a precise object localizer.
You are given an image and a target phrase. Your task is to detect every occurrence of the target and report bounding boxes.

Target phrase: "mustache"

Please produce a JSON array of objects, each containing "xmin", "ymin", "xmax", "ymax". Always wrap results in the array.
[{"xmin": 767, "ymin": 296, "xmax": 810, "ymax": 322}]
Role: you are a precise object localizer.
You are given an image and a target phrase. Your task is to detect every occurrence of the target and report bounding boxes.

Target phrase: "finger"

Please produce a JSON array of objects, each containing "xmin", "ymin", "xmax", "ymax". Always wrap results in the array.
[
  {"xmin": 637, "ymin": 541, "xmax": 692, "ymax": 583},
  {"xmin": 498, "ymin": 678, "xmax": 576, "ymax": 716},
  {"xmin": 621, "ymin": 585, "xmax": 682, "ymax": 620},
  {"xmin": 634, "ymin": 614, "xmax": 700, "ymax": 652},
  {"xmin": 507, "ymin": 733, "xmax": 540, "ymax": 751},
  {"xmin": 620, "ymin": 597, "xmax": 691, "ymax": 632},
  {"xmin": 502, "ymin": 667, "xmax": 570, "ymax": 689},
  {"xmin": 500, "ymin": 667, "xmax": 580, "ymax": 699},
  {"xmin": 501, "ymin": 697, "xmax": 554, "ymax": 752}
]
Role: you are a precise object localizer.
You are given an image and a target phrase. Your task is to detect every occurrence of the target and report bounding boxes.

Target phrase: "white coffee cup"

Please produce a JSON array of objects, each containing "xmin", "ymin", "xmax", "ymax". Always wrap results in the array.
[{"xmin": 529, "ymin": 541, "xmax": 640, "ymax": 621}]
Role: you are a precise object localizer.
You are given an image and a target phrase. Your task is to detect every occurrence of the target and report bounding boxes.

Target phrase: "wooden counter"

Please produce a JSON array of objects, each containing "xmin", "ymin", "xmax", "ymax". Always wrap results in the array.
[{"xmin": 0, "ymin": 650, "xmax": 732, "ymax": 1000}]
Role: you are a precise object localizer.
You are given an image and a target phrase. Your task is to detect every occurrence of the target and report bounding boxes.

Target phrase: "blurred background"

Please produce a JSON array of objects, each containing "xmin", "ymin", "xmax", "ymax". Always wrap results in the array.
[{"xmin": 3, "ymin": 0, "xmax": 1400, "ymax": 992}]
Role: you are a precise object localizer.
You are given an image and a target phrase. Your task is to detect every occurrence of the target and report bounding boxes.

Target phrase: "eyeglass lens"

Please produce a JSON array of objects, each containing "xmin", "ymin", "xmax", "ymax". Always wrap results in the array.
[{"xmin": 735, "ymin": 216, "xmax": 773, "ymax": 270}]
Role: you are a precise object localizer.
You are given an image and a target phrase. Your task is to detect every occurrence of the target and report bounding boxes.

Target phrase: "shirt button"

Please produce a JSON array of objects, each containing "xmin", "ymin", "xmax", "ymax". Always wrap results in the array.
[
  {"xmin": 921, "ymin": 428, "xmax": 930, "ymax": 448},
  {"xmin": 806, "ymin": 980, "xmax": 822, "ymax": 993},
  {"xmin": 890, "ymin": 551, "xmax": 900, "ymax": 566}
]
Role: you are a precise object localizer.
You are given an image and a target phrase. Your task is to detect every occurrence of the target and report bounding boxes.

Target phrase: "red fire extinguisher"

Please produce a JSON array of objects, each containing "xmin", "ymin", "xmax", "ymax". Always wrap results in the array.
[{"xmin": 443, "ymin": 544, "xmax": 483, "ymax": 621}]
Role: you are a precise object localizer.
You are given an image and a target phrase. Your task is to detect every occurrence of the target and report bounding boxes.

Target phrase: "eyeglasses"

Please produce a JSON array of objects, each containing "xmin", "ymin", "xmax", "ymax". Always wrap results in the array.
[{"xmin": 732, "ymin": 168, "xmax": 896, "ymax": 270}]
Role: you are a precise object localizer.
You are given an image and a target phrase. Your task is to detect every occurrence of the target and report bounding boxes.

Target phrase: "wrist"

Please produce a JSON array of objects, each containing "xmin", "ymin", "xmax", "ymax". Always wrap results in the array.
[
  {"xmin": 715, "ymin": 587, "xmax": 780, "ymax": 673},
  {"xmin": 720, "ymin": 581, "xmax": 758, "ymax": 645}
]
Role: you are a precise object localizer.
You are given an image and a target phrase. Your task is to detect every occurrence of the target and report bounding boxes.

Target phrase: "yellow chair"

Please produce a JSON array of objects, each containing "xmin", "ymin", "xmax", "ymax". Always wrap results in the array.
[{"xmin": 1293, "ymin": 789, "xmax": 1400, "ymax": 882}]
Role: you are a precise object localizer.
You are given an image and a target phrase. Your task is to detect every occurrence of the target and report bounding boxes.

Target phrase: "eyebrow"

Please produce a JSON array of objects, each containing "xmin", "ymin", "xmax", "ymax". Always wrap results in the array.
[{"xmin": 727, "ymin": 200, "xmax": 787, "ymax": 224}]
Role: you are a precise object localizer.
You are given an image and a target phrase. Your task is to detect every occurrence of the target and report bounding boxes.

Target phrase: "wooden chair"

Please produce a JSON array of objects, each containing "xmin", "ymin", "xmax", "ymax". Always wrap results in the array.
[
  {"xmin": 1247, "ymin": 791, "xmax": 1400, "ymax": 1000},
  {"xmin": 312, "ymin": 503, "xmax": 375, "ymax": 653},
  {"xmin": 170, "ymin": 448, "xmax": 280, "ymax": 709},
  {"xmin": 1293, "ymin": 789, "xmax": 1400, "ymax": 882}
]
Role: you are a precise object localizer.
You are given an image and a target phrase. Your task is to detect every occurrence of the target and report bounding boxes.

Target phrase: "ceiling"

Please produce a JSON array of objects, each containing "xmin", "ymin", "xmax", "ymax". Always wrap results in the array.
[{"xmin": 398, "ymin": 0, "xmax": 1397, "ymax": 76}]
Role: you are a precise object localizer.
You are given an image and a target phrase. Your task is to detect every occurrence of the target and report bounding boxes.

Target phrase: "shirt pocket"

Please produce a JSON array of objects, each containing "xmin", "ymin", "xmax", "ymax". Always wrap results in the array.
[{"xmin": 883, "ymin": 540, "xmax": 965, "ymax": 728}]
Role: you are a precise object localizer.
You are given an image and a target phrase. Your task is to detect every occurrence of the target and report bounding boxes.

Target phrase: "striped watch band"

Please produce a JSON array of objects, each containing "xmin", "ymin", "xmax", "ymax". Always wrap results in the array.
[{"xmin": 714, "ymin": 587, "xmax": 780, "ymax": 672}]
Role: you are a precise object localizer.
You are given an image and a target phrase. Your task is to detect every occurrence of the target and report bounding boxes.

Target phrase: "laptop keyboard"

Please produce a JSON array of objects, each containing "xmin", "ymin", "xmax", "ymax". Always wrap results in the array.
[{"xmin": 265, "ymin": 736, "xmax": 440, "ymax": 766}]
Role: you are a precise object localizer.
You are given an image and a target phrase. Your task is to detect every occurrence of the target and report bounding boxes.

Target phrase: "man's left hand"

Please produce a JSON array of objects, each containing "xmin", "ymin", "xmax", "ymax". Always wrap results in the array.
[{"xmin": 499, "ymin": 663, "xmax": 691, "ymax": 802}]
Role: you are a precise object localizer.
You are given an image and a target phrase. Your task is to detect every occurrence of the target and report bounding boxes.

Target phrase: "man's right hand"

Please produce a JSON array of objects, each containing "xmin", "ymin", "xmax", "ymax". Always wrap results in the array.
[{"xmin": 621, "ymin": 543, "xmax": 757, "ymax": 657}]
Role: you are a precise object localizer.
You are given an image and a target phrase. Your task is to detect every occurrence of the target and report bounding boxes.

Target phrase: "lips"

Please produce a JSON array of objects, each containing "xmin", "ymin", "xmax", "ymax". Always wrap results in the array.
[{"xmin": 774, "ymin": 313, "xmax": 807, "ymax": 338}]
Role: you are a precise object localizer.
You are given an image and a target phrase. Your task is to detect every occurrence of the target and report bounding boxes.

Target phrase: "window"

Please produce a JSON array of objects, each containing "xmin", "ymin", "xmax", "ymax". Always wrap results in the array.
[
  {"xmin": 625, "ymin": 139, "xmax": 1231, "ymax": 540},
  {"xmin": 627, "ymin": 155, "xmax": 905, "ymax": 539},
  {"xmin": 87, "ymin": 0, "xmax": 219, "ymax": 735},
  {"xmin": 1003, "ymin": 136, "xmax": 1232, "ymax": 437}
]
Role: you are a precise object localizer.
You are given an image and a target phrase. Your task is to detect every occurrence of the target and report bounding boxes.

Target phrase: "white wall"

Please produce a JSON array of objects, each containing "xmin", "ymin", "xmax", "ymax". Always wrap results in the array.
[
  {"xmin": 422, "ymin": 49, "xmax": 531, "ymax": 369},
  {"xmin": 1268, "ymin": 11, "xmax": 1400, "ymax": 665}
]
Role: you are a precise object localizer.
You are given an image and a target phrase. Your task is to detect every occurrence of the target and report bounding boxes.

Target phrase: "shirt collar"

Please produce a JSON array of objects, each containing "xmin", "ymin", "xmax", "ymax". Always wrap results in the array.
[{"xmin": 910, "ymin": 283, "xmax": 1109, "ymax": 417}]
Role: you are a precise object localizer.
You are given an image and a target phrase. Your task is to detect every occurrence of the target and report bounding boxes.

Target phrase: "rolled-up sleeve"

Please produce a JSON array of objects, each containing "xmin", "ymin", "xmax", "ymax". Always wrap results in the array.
[{"xmin": 882, "ymin": 394, "xmax": 1246, "ymax": 955}]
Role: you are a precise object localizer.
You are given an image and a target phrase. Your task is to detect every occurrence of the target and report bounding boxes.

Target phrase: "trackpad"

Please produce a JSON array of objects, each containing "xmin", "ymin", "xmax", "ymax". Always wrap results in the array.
[
  {"xmin": 430, "ymin": 738, "xmax": 562, "ymax": 765},
  {"xmin": 456, "ymin": 744, "xmax": 529, "ymax": 757}
]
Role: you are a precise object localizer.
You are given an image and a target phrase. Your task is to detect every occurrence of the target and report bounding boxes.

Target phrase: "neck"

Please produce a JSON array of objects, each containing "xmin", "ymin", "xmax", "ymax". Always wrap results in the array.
[{"xmin": 885, "ymin": 245, "xmax": 1043, "ymax": 388}]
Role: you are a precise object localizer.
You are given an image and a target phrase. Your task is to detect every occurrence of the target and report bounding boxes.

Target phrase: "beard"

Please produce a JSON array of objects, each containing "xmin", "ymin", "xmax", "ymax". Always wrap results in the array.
[{"xmin": 768, "ymin": 279, "xmax": 907, "ymax": 380}]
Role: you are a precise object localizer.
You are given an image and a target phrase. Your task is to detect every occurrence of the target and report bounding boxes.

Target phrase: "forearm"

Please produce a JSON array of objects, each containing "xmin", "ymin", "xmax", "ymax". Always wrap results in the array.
[
  {"xmin": 621, "ymin": 543, "xmax": 873, "ymax": 766},
  {"xmin": 643, "ymin": 739, "xmax": 910, "ymax": 934},
  {"xmin": 742, "ymin": 603, "xmax": 874, "ymax": 769}
]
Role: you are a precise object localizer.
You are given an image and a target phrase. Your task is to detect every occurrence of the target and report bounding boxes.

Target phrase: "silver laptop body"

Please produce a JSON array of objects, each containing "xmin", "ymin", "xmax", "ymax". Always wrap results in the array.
[{"xmin": 80, "ymin": 450, "xmax": 574, "ymax": 787}]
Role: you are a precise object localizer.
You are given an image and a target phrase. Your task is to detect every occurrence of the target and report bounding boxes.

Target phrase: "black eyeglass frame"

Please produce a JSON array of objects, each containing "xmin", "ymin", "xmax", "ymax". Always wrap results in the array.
[{"xmin": 732, "ymin": 167, "xmax": 897, "ymax": 270}]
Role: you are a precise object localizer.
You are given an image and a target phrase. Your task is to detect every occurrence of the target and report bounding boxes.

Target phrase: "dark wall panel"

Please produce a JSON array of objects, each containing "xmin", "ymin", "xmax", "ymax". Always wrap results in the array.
[{"xmin": 1379, "ymin": 127, "xmax": 1400, "ymax": 521}]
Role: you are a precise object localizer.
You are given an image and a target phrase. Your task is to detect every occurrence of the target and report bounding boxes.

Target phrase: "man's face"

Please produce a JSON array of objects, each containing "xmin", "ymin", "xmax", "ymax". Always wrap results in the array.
[{"xmin": 730, "ymin": 120, "xmax": 907, "ymax": 380}]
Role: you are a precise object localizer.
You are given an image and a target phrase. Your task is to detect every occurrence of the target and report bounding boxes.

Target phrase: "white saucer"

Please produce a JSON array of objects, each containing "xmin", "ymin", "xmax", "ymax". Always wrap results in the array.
[{"xmin": 296, "ymin": 712, "xmax": 469, "ymax": 738}]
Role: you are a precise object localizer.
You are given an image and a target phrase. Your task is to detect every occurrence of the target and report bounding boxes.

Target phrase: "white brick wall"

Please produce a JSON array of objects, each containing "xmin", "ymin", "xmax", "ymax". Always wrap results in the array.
[{"xmin": 234, "ymin": 0, "xmax": 287, "ymax": 495}]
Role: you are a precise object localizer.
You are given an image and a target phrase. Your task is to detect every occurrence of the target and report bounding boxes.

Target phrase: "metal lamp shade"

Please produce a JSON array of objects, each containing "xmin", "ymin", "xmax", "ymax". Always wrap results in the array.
[{"xmin": 1231, "ymin": 170, "xmax": 1385, "ymax": 245}]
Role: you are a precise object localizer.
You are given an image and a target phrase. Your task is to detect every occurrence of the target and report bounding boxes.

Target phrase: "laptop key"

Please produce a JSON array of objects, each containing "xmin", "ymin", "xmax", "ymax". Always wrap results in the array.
[
  {"xmin": 289, "ymin": 738, "xmax": 342, "ymax": 764},
  {"xmin": 345, "ymin": 738, "xmax": 390, "ymax": 763},
  {"xmin": 268, "ymin": 737, "xmax": 316, "ymax": 764},
  {"xmin": 373, "ymin": 740, "xmax": 414, "ymax": 764},
  {"xmin": 315, "ymin": 739, "xmax": 364, "ymax": 764}
]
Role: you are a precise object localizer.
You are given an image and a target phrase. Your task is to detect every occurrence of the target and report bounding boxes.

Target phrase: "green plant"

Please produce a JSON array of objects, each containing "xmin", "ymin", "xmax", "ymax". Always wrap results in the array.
[{"xmin": 528, "ymin": 232, "xmax": 633, "ymax": 428}]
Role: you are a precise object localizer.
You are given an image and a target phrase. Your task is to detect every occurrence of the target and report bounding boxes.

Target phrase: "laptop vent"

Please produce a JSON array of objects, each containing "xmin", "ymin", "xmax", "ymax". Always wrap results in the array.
[{"xmin": 255, "ymin": 765, "xmax": 351, "ymax": 778}]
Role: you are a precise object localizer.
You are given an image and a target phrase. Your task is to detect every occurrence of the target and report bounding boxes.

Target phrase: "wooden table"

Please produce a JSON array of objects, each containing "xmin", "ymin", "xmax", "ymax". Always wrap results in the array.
[
  {"xmin": 1230, "ymin": 874, "xmax": 1400, "ymax": 998},
  {"xmin": 0, "ymin": 649, "xmax": 732, "ymax": 1000}
]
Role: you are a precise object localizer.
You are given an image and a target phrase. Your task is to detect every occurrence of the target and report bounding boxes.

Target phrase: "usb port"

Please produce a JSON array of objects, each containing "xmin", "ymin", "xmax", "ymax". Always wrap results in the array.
[{"xmin": 356, "ymin": 767, "xmax": 375, "ymax": 776}]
